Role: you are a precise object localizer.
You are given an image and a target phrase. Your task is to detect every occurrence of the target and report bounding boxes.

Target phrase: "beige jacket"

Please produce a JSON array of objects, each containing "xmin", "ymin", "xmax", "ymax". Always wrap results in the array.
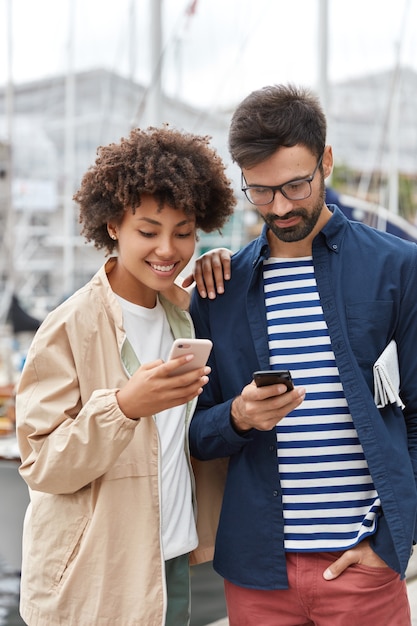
[{"xmin": 16, "ymin": 258, "xmax": 224, "ymax": 626}]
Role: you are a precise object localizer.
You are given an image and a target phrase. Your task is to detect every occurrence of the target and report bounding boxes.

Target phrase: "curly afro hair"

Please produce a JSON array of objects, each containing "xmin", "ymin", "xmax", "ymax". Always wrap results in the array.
[{"xmin": 74, "ymin": 125, "xmax": 236, "ymax": 254}]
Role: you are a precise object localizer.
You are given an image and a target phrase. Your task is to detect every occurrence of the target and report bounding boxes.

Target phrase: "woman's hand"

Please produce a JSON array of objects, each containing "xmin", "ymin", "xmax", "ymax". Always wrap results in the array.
[
  {"xmin": 115, "ymin": 358, "xmax": 210, "ymax": 420},
  {"xmin": 182, "ymin": 248, "xmax": 232, "ymax": 299}
]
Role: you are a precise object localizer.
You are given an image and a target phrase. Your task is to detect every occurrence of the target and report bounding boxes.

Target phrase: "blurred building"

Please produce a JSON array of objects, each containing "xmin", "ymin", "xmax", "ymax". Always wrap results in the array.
[
  {"xmin": 0, "ymin": 66, "xmax": 417, "ymax": 319},
  {"xmin": 328, "ymin": 67, "xmax": 417, "ymax": 175},
  {"xmin": 0, "ymin": 69, "xmax": 241, "ymax": 318}
]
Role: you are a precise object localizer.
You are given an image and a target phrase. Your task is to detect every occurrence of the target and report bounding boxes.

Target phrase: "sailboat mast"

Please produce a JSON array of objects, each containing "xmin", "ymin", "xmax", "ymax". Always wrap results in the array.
[
  {"xmin": 63, "ymin": 0, "xmax": 76, "ymax": 298},
  {"xmin": 317, "ymin": 0, "xmax": 329, "ymax": 116},
  {"xmin": 1, "ymin": 0, "xmax": 15, "ymax": 323},
  {"xmin": 148, "ymin": 0, "xmax": 163, "ymax": 125}
]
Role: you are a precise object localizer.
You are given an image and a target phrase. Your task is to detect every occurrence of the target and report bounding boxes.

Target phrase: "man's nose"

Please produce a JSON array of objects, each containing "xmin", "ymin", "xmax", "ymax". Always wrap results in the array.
[{"xmin": 270, "ymin": 191, "xmax": 294, "ymax": 217}]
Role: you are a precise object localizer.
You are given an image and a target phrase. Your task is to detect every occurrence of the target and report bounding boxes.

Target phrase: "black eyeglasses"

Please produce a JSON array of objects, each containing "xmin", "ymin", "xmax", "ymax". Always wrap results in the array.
[{"xmin": 241, "ymin": 154, "xmax": 324, "ymax": 206}]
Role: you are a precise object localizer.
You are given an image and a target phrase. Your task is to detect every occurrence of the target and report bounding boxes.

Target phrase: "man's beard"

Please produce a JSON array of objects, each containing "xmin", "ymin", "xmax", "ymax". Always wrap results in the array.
[{"xmin": 261, "ymin": 179, "xmax": 326, "ymax": 243}]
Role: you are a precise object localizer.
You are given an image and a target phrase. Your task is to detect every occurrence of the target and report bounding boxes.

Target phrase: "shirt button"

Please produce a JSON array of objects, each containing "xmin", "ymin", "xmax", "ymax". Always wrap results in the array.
[{"xmin": 273, "ymin": 490, "xmax": 278, "ymax": 497}]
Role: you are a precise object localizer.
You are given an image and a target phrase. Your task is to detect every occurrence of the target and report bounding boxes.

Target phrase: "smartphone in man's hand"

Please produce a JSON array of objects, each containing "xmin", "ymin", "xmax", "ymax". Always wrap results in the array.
[{"xmin": 253, "ymin": 370, "xmax": 294, "ymax": 392}]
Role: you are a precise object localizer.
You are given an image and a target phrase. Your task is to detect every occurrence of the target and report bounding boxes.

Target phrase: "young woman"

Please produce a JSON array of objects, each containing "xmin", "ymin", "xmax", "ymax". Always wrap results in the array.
[{"xmin": 15, "ymin": 126, "xmax": 235, "ymax": 626}]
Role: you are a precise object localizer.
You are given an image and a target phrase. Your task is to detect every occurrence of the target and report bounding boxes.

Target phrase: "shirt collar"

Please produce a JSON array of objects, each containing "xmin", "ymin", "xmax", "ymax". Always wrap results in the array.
[{"xmin": 317, "ymin": 204, "xmax": 347, "ymax": 254}]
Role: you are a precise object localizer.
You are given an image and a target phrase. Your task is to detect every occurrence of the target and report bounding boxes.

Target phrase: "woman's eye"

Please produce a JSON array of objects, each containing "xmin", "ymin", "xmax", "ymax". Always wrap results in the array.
[
  {"xmin": 139, "ymin": 231, "xmax": 155, "ymax": 238},
  {"xmin": 176, "ymin": 231, "xmax": 193, "ymax": 239}
]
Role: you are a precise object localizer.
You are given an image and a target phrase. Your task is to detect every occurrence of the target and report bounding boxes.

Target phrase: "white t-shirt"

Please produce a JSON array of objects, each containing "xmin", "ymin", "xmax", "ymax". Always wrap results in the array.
[{"xmin": 115, "ymin": 294, "xmax": 198, "ymax": 560}]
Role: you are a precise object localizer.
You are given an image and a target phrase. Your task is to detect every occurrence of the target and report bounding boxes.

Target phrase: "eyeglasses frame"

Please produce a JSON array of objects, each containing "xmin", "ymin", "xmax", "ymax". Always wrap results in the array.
[{"xmin": 241, "ymin": 153, "xmax": 324, "ymax": 206}]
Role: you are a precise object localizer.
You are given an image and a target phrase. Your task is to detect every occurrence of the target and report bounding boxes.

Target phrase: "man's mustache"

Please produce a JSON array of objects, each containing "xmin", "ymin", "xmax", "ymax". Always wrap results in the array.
[{"xmin": 265, "ymin": 209, "xmax": 307, "ymax": 222}]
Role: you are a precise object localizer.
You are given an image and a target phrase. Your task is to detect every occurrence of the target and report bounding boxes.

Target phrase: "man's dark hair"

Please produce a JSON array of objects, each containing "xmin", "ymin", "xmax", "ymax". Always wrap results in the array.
[
  {"xmin": 228, "ymin": 84, "xmax": 327, "ymax": 168},
  {"xmin": 74, "ymin": 125, "xmax": 236, "ymax": 253}
]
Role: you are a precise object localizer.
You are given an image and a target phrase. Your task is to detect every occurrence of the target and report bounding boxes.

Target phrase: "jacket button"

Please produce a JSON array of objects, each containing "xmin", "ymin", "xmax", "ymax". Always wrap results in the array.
[{"xmin": 273, "ymin": 490, "xmax": 278, "ymax": 497}]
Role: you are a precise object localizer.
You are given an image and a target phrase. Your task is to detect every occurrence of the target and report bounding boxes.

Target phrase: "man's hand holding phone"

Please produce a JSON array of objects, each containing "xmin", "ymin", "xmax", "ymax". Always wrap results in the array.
[
  {"xmin": 253, "ymin": 370, "xmax": 294, "ymax": 391},
  {"xmin": 230, "ymin": 370, "xmax": 305, "ymax": 434}
]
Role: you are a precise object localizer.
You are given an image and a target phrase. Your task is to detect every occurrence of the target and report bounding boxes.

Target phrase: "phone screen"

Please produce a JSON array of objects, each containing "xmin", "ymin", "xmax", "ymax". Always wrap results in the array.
[{"xmin": 253, "ymin": 370, "xmax": 294, "ymax": 391}]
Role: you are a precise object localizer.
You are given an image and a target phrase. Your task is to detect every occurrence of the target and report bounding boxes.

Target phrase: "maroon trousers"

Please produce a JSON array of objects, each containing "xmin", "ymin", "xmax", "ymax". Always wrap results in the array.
[{"xmin": 224, "ymin": 551, "xmax": 411, "ymax": 626}]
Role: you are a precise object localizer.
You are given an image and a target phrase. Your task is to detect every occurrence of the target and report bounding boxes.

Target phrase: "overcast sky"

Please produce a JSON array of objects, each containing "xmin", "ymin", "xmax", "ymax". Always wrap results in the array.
[{"xmin": 0, "ymin": 0, "xmax": 416, "ymax": 109}]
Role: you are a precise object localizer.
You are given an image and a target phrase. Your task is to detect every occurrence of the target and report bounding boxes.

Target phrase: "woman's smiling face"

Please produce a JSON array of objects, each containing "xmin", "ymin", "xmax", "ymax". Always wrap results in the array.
[{"xmin": 107, "ymin": 194, "xmax": 197, "ymax": 308}]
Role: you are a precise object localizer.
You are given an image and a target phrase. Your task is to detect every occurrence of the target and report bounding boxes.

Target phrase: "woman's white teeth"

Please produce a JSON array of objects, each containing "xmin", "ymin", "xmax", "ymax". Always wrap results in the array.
[{"xmin": 151, "ymin": 263, "xmax": 175, "ymax": 272}]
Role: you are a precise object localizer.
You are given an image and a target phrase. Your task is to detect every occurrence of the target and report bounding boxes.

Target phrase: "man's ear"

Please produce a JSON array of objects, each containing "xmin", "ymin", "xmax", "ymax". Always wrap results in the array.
[{"xmin": 322, "ymin": 145, "xmax": 333, "ymax": 180}]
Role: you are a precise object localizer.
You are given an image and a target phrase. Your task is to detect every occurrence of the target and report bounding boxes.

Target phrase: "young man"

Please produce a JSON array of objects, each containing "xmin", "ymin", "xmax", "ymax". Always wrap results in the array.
[
  {"xmin": 189, "ymin": 84, "xmax": 417, "ymax": 625},
  {"xmin": 15, "ymin": 126, "xmax": 235, "ymax": 626}
]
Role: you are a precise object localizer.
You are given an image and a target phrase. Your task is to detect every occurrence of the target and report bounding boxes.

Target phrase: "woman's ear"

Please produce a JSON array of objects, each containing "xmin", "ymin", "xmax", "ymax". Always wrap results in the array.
[{"xmin": 107, "ymin": 224, "xmax": 118, "ymax": 241}]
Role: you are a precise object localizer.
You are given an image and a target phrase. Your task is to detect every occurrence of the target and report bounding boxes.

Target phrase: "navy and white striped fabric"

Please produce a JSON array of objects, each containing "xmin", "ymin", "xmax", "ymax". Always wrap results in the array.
[{"xmin": 264, "ymin": 257, "xmax": 380, "ymax": 551}]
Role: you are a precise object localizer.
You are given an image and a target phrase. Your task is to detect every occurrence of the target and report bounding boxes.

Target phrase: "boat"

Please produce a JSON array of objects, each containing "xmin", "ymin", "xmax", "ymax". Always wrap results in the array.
[{"xmin": 0, "ymin": 386, "xmax": 28, "ymax": 574}]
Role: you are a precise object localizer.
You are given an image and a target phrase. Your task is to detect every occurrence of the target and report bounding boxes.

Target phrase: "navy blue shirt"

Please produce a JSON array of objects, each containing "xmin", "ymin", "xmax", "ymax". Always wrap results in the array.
[{"xmin": 189, "ymin": 206, "xmax": 417, "ymax": 589}]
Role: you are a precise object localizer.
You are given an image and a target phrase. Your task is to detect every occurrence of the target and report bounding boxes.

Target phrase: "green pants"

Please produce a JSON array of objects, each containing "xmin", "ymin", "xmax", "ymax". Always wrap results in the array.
[{"xmin": 165, "ymin": 554, "xmax": 190, "ymax": 626}]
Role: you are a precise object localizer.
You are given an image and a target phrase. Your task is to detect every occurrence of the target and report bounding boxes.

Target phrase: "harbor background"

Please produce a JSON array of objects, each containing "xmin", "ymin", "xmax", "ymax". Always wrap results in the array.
[{"xmin": 1, "ymin": 2, "xmax": 417, "ymax": 624}]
